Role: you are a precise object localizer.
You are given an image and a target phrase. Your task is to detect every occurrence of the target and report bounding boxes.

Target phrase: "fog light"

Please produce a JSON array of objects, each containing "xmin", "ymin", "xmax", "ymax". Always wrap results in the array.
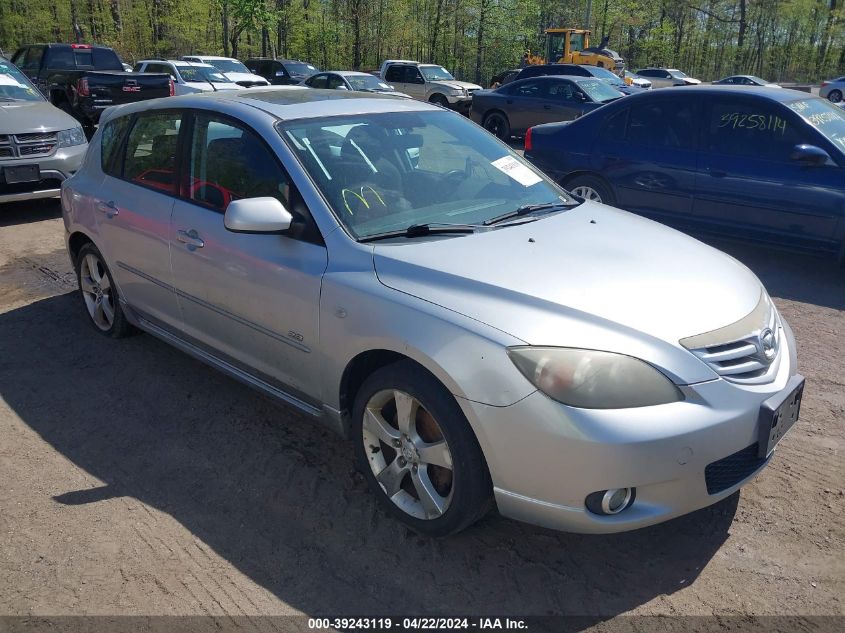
[{"xmin": 585, "ymin": 487, "xmax": 636, "ymax": 515}]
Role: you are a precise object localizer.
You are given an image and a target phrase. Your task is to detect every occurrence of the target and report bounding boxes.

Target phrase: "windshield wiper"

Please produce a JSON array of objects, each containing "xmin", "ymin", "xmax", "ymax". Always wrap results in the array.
[
  {"xmin": 359, "ymin": 222, "xmax": 484, "ymax": 243},
  {"xmin": 483, "ymin": 201, "xmax": 576, "ymax": 226}
]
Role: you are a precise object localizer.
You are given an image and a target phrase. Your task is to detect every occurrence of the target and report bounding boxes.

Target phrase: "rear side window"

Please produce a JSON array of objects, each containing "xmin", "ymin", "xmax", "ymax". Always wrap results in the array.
[
  {"xmin": 100, "ymin": 115, "xmax": 132, "ymax": 177},
  {"xmin": 122, "ymin": 111, "xmax": 183, "ymax": 193},
  {"xmin": 384, "ymin": 66, "xmax": 403, "ymax": 82},
  {"xmin": 601, "ymin": 109, "xmax": 628, "ymax": 141},
  {"xmin": 706, "ymin": 98, "xmax": 805, "ymax": 161},
  {"xmin": 627, "ymin": 100, "xmax": 696, "ymax": 149}
]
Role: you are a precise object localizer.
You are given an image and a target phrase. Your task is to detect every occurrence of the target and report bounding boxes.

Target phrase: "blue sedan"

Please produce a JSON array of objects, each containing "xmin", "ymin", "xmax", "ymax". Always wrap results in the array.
[{"xmin": 524, "ymin": 86, "xmax": 845, "ymax": 259}]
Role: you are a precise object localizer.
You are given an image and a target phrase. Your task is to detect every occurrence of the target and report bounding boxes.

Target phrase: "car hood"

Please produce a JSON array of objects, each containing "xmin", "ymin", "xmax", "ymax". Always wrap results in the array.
[
  {"xmin": 224, "ymin": 72, "xmax": 270, "ymax": 85},
  {"xmin": 0, "ymin": 101, "xmax": 79, "ymax": 133},
  {"xmin": 373, "ymin": 203, "xmax": 762, "ymax": 374},
  {"xmin": 435, "ymin": 80, "xmax": 482, "ymax": 91},
  {"xmin": 682, "ymin": 78, "xmax": 702, "ymax": 85}
]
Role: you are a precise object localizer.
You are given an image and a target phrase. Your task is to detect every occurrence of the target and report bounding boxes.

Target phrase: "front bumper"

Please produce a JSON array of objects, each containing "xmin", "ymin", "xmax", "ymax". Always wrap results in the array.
[
  {"xmin": 458, "ymin": 322, "xmax": 800, "ymax": 534},
  {"xmin": 0, "ymin": 143, "xmax": 87, "ymax": 204},
  {"xmin": 446, "ymin": 96, "xmax": 473, "ymax": 113}
]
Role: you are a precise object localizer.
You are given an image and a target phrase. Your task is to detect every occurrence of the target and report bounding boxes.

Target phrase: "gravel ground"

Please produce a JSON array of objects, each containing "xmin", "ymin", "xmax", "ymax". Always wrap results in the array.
[{"xmin": 0, "ymin": 199, "xmax": 842, "ymax": 627}]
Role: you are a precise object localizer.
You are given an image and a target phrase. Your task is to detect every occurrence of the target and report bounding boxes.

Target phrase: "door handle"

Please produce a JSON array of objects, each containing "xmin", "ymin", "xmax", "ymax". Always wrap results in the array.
[
  {"xmin": 176, "ymin": 229, "xmax": 205, "ymax": 250},
  {"xmin": 97, "ymin": 200, "xmax": 118, "ymax": 218}
]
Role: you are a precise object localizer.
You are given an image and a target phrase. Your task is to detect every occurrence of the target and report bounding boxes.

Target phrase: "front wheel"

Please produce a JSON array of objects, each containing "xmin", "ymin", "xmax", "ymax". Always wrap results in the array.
[
  {"xmin": 565, "ymin": 174, "xmax": 615, "ymax": 205},
  {"xmin": 429, "ymin": 94, "xmax": 449, "ymax": 108},
  {"xmin": 353, "ymin": 361, "xmax": 492, "ymax": 536},
  {"xmin": 828, "ymin": 89, "xmax": 842, "ymax": 103}
]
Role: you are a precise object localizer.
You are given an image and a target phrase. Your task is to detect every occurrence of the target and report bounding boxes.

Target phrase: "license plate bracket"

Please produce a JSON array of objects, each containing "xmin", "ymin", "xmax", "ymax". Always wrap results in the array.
[
  {"xmin": 4, "ymin": 164, "xmax": 41, "ymax": 184},
  {"xmin": 757, "ymin": 374, "xmax": 804, "ymax": 458}
]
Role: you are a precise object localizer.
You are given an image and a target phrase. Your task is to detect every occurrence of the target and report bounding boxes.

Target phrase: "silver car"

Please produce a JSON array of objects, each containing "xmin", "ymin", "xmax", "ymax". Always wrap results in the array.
[
  {"xmin": 1, "ymin": 59, "xmax": 88, "ymax": 204},
  {"xmin": 820, "ymin": 76, "xmax": 844, "ymax": 103},
  {"xmin": 61, "ymin": 89, "xmax": 803, "ymax": 536}
]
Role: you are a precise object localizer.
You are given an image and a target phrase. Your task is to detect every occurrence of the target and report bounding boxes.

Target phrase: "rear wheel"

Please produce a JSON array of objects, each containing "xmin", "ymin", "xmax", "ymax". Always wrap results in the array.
[
  {"xmin": 565, "ymin": 174, "xmax": 615, "ymax": 205},
  {"xmin": 828, "ymin": 89, "xmax": 842, "ymax": 103},
  {"xmin": 75, "ymin": 243, "xmax": 133, "ymax": 338},
  {"xmin": 483, "ymin": 111, "xmax": 511, "ymax": 141},
  {"xmin": 353, "ymin": 361, "xmax": 492, "ymax": 536}
]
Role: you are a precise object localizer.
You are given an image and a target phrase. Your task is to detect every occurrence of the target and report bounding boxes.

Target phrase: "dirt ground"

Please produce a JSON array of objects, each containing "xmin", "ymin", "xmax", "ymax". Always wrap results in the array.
[{"xmin": 0, "ymin": 199, "xmax": 843, "ymax": 627}]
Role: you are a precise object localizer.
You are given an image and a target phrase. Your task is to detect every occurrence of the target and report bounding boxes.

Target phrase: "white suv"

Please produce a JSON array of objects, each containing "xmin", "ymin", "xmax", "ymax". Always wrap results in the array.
[{"xmin": 134, "ymin": 60, "xmax": 239, "ymax": 95}]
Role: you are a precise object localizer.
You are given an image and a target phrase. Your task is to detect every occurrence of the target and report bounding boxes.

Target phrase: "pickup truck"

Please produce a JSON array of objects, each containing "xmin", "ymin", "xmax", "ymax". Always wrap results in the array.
[
  {"xmin": 11, "ymin": 44, "xmax": 173, "ymax": 129},
  {"xmin": 379, "ymin": 60, "xmax": 481, "ymax": 113}
]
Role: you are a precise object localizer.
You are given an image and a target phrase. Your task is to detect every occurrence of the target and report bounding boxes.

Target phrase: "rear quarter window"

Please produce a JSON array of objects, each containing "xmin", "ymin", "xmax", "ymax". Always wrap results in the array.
[{"xmin": 100, "ymin": 115, "xmax": 132, "ymax": 177}]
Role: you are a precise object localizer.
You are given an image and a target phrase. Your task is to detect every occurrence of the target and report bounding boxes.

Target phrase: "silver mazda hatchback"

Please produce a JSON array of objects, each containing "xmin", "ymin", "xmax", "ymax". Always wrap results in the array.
[{"xmin": 61, "ymin": 89, "xmax": 804, "ymax": 536}]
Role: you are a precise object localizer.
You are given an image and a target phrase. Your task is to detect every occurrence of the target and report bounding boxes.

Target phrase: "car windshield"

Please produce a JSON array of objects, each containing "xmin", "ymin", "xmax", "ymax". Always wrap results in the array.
[
  {"xmin": 278, "ymin": 111, "xmax": 573, "ymax": 240},
  {"xmin": 287, "ymin": 62, "xmax": 317, "ymax": 75},
  {"xmin": 787, "ymin": 98, "xmax": 845, "ymax": 153},
  {"xmin": 420, "ymin": 65, "xmax": 455, "ymax": 81},
  {"xmin": 207, "ymin": 59, "xmax": 250, "ymax": 74},
  {"xmin": 577, "ymin": 78, "xmax": 623, "ymax": 102},
  {"xmin": 0, "ymin": 61, "xmax": 43, "ymax": 101},
  {"xmin": 347, "ymin": 75, "xmax": 393, "ymax": 91},
  {"xmin": 586, "ymin": 66, "xmax": 625, "ymax": 85},
  {"xmin": 668, "ymin": 70, "xmax": 688, "ymax": 79},
  {"xmin": 180, "ymin": 67, "xmax": 231, "ymax": 83}
]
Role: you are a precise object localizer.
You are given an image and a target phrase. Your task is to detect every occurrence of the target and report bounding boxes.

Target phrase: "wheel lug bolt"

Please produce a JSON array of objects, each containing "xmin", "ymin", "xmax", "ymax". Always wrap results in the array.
[
  {"xmin": 398, "ymin": 457, "xmax": 406, "ymax": 466},
  {"xmin": 412, "ymin": 464, "xmax": 418, "ymax": 472}
]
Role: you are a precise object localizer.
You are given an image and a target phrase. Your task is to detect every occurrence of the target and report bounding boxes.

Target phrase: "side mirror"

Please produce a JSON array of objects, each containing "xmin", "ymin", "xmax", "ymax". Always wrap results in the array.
[
  {"xmin": 790, "ymin": 144, "xmax": 832, "ymax": 166},
  {"xmin": 224, "ymin": 197, "xmax": 292, "ymax": 233},
  {"xmin": 335, "ymin": 84, "xmax": 349, "ymax": 90},
  {"xmin": 413, "ymin": 76, "xmax": 425, "ymax": 84}
]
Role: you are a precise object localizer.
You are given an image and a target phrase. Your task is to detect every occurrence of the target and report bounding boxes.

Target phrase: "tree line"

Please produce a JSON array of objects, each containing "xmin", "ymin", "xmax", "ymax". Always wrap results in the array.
[{"xmin": 0, "ymin": 1, "xmax": 842, "ymax": 85}]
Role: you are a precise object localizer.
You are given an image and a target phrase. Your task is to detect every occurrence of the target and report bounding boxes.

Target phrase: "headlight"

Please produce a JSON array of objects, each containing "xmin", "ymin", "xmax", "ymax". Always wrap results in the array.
[
  {"xmin": 57, "ymin": 127, "xmax": 87, "ymax": 147},
  {"xmin": 448, "ymin": 88, "xmax": 464, "ymax": 96},
  {"xmin": 507, "ymin": 347, "xmax": 682, "ymax": 409}
]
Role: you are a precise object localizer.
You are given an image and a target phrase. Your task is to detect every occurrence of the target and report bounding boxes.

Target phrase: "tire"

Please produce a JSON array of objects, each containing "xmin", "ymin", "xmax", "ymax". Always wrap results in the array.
[
  {"xmin": 75, "ymin": 243, "xmax": 134, "ymax": 338},
  {"xmin": 827, "ymin": 89, "xmax": 842, "ymax": 103},
  {"xmin": 482, "ymin": 111, "xmax": 511, "ymax": 141},
  {"xmin": 353, "ymin": 360, "xmax": 492, "ymax": 537},
  {"xmin": 565, "ymin": 174, "xmax": 616, "ymax": 205},
  {"xmin": 429, "ymin": 93, "xmax": 449, "ymax": 108}
]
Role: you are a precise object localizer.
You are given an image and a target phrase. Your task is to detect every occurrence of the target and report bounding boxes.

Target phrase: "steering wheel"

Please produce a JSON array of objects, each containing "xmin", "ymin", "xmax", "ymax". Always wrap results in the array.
[{"xmin": 442, "ymin": 169, "xmax": 469, "ymax": 190}]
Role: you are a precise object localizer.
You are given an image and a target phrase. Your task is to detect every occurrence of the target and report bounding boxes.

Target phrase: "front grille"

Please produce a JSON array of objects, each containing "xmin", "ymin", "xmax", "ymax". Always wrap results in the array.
[
  {"xmin": 15, "ymin": 132, "xmax": 57, "ymax": 143},
  {"xmin": 705, "ymin": 443, "xmax": 767, "ymax": 494},
  {"xmin": 680, "ymin": 292, "xmax": 781, "ymax": 384},
  {"xmin": 0, "ymin": 131, "xmax": 58, "ymax": 160}
]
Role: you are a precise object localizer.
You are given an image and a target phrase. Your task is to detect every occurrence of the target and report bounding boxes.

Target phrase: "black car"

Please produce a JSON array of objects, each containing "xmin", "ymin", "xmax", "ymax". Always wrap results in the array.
[
  {"xmin": 244, "ymin": 58, "xmax": 318, "ymax": 85},
  {"xmin": 525, "ymin": 86, "xmax": 845, "ymax": 258},
  {"xmin": 508, "ymin": 63, "xmax": 642, "ymax": 95},
  {"xmin": 11, "ymin": 43, "xmax": 172, "ymax": 129},
  {"xmin": 470, "ymin": 76, "xmax": 623, "ymax": 140}
]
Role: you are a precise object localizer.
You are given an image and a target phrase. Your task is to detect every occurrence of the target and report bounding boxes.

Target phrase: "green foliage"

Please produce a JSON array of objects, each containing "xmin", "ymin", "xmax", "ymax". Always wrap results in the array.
[{"xmin": 0, "ymin": 0, "xmax": 841, "ymax": 83}]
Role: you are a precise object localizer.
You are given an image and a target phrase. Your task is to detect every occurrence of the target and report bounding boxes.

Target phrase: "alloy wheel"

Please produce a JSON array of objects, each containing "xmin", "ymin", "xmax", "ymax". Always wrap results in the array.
[
  {"xmin": 570, "ymin": 185, "xmax": 603, "ymax": 202},
  {"xmin": 361, "ymin": 389, "xmax": 454, "ymax": 520},
  {"xmin": 79, "ymin": 253, "xmax": 115, "ymax": 331}
]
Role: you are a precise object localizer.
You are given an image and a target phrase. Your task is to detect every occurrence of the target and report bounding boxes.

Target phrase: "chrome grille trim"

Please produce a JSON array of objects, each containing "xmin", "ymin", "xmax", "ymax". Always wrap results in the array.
[
  {"xmin": 680, "ymin": 292, "xmax": 782, "ymax": 385},
  {"xmin": 15, "ymin": 132, "xmax": 57, "ymax": 143},
  {"xmin": 0, "ymin": 131, "xmax": 58, "ymax": 160}
]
